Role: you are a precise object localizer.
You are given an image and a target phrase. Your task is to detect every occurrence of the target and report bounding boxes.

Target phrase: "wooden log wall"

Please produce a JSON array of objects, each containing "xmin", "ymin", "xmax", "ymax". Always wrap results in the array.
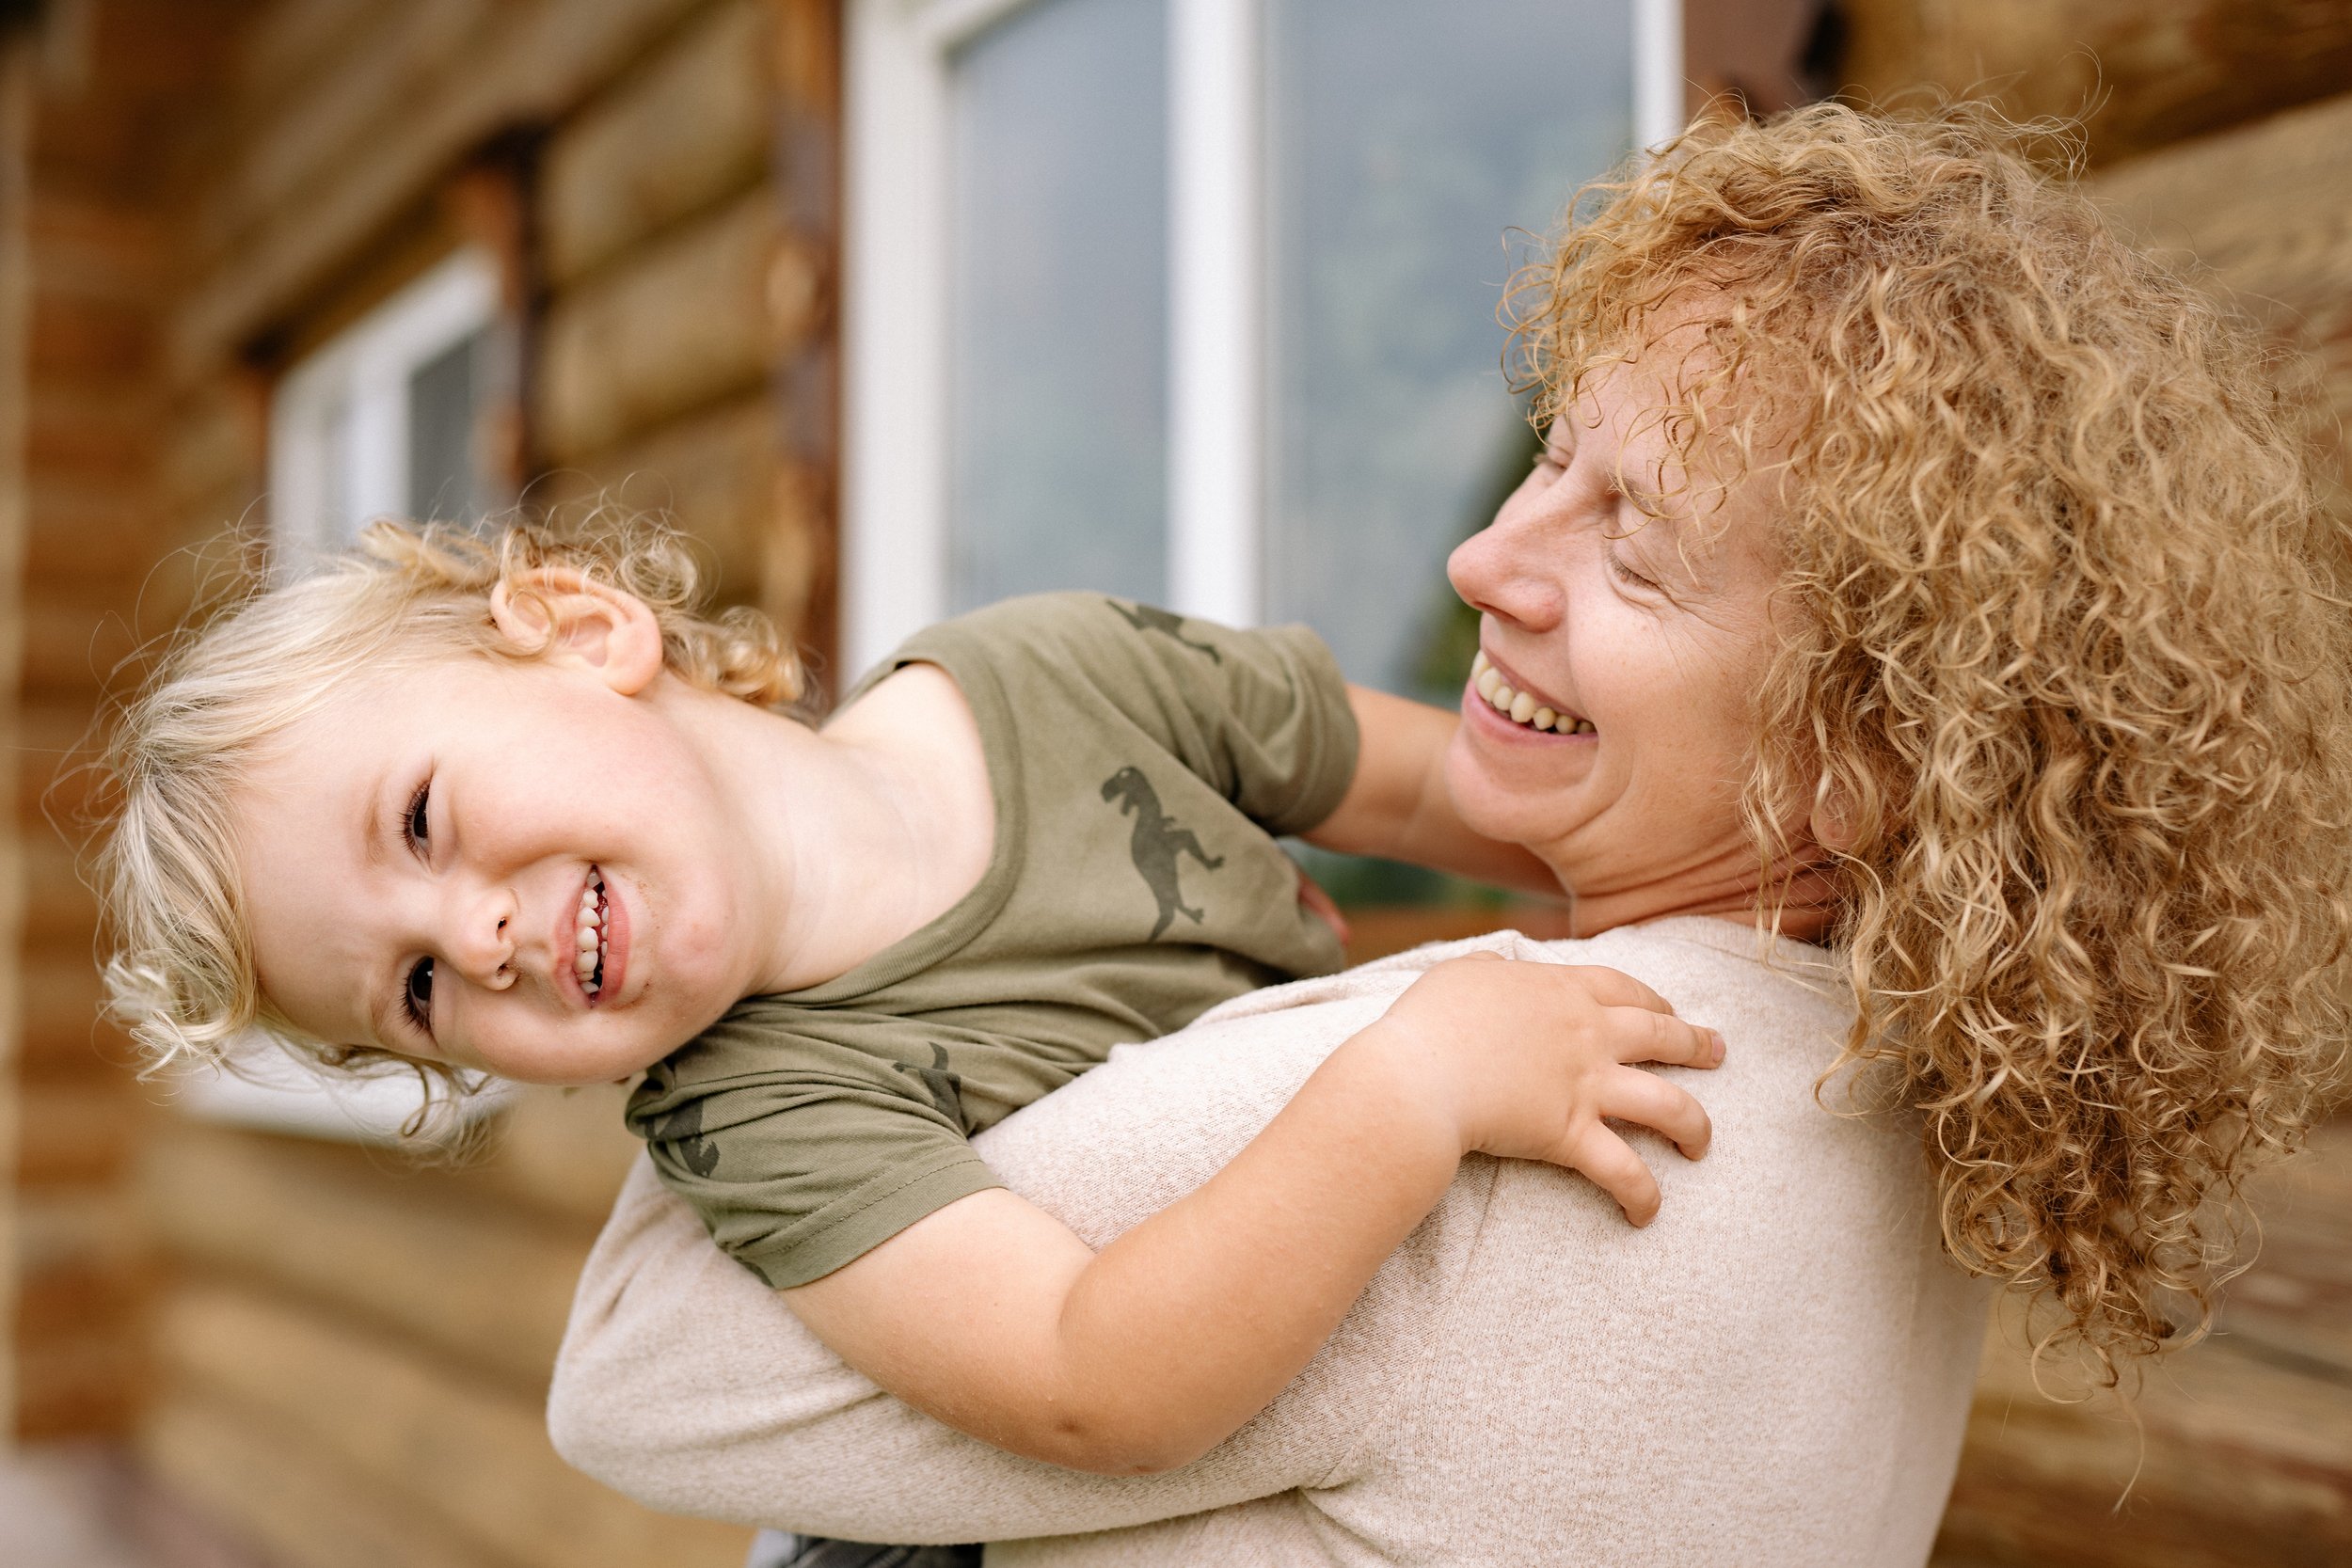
[
  {"xmin": 6, "ymin": 0, "xmax": 243, "ymax": 1446},
  {"xmin": 1, "ymin": 0, "xmax": 834, "ymax": 1562},
  {"xmin": 1836, "ymin": 0, "xmax": 2352, "ymax": 166}
]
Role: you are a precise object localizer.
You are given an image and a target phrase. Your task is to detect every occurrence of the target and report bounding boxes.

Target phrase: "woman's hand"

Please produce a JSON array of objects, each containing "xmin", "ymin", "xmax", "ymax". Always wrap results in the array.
[{"xmin": 1353, "ymin": 954, "xmax": 1723, "ymax": 1226}]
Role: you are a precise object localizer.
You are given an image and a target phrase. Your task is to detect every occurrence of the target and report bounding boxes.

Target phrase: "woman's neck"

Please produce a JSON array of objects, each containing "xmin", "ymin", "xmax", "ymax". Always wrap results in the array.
[{"xmin": 1562, "ymin": 847, "xmax": 1840, "ymax": 947}]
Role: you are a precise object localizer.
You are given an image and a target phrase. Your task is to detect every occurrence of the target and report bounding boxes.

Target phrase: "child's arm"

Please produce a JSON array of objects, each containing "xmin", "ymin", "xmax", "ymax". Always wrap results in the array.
[
  {"xmin": 783, "ymin": 954, "xmax": 1720, "ymax": 1476},
  {"xmin": 1304, "ymin": 685, "xmax": 1564, "ymax": 896}
]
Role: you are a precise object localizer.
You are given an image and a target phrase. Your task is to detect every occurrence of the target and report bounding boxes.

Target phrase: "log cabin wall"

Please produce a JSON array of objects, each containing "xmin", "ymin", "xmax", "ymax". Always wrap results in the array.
[
  {"xmin": 3, "ymin": 0, "xmax": 834, "ymax": 1561},
  {"xmin": 8, "ymin": 0, "xmax": 243, "ymax": 1446},
  {"xmin": 0, "ymin": 1, "xmax": 2338, "ymax": 1565}
]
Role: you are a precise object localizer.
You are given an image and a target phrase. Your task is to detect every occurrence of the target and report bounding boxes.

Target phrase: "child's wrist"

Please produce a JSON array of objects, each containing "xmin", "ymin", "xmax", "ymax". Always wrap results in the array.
[{"xmin": 1338, "ymin": 1017, "xmax": 1480, "ymax": 1164}]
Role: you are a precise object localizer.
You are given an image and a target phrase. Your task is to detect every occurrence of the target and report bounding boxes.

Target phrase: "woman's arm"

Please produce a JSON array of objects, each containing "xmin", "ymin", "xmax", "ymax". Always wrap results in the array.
[
  {"xmin": 782, "ymin": 956, "xmax": 1722, "ymax": 1475},
  {"xmin": 1305, "ymin": 686, "xmax": 1564, "ymax": 896}
]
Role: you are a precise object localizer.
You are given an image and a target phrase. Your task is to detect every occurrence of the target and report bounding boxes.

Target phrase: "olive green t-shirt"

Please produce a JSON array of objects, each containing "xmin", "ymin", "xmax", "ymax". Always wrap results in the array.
[{"xmin": 626, "ymin": 594, "xmax": 1359, "ymax": 1289}]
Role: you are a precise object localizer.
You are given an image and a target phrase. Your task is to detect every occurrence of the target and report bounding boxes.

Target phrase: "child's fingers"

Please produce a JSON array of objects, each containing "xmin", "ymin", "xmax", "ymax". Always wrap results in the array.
[
  {"xmin": 1601, "ymin": 1067, "xmax": 1712, "ymax": 1161},
  {"xmin": 1552, "ymin": 963, "xmax": 1672, "ymax": 1014},
  {"xmin": 1605, "ymin": 1005, "xmax": 1724, "ymax": 1069},
  {"xmin": 1566, "ymin": 1127, "xmax": 1663, "ymax": 1227}
]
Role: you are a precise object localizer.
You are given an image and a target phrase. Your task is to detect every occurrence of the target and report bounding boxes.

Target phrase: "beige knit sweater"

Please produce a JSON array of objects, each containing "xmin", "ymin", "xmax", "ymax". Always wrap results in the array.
[{"xmin": 549, "ymin": 921, "xmax": 1990, "ymax": 1567}]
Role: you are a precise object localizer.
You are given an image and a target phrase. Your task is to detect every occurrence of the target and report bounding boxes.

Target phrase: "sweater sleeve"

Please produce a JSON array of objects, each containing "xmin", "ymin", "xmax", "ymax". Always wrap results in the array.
[{"xmin": 548, "ymin": 971, "xmax": 1476, "ymax": 1543}]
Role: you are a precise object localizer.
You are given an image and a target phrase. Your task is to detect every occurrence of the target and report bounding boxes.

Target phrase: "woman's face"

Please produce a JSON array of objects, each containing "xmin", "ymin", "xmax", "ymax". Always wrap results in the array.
[{"xmin": 1446, "ymin": 356, "xmax": 1799, "ymax": 933}]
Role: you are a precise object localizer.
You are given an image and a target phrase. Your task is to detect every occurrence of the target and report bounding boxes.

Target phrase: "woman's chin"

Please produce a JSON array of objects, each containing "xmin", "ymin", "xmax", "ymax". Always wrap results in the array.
[{"xmin": 1443, "ymin": 725, "xmax": 1584, "ymax": 853}]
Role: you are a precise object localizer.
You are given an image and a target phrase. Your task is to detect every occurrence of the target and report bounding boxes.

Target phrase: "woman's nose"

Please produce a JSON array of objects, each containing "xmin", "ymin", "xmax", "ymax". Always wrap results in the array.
[
  {"xmin": 448, "ymin": 884, "xmax": 519, "ymax": 987},
  {"xmin": 1449, "ymin": 520, "xmax": 1565, "ymax": 632}
]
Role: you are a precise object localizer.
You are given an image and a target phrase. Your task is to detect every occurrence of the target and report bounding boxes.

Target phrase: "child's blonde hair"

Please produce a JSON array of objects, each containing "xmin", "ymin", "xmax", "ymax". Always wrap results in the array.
[{"xmin": 97, "ymin": 515, "xmax": 803, "ymax": 1101}]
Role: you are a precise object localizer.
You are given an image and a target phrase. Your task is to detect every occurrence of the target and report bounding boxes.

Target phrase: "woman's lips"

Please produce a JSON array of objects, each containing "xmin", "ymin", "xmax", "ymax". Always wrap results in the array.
[{"xmin": 1469, "ymin": 649, "xmax": 1594, "ymax": 737}]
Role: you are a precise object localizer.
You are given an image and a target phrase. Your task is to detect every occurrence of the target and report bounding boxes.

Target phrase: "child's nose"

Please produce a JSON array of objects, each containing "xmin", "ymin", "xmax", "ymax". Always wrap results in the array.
[{"xmin": 450, "ymin": 888, "xmax": 519, "ymax": 986}]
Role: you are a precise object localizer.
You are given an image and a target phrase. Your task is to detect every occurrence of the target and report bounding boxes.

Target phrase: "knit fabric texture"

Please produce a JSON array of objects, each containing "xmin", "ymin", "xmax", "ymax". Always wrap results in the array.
[{"xmin": 548, "ymin": 920, "xmax": 1991, "ymax": 1567}]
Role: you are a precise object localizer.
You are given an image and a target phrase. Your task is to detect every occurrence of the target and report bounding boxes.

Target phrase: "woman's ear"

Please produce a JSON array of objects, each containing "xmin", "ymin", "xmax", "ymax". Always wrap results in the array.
[{"xmin": 488, "ymin": 567, "xmax": 665, "ymax": 695}]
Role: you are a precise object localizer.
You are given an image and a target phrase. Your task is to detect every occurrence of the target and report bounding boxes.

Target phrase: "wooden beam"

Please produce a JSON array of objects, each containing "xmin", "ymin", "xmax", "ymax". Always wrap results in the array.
[
  {"xmin": 1938, "ymin": 1121, "xmax": 2352, "ymax": 1565},
  {"xmin": 2085, "ymin": 91, "xmax": 2352, "ymax": 514},
  {"xmin": 539, "ymin": 391, "xmax": 777, "ymax": 606},
  {"xmin": 141, "ymin": 1390, "xmax": 532, "ymax": 1568},
  {"xmin": 2087, "ymin": 91, "xmax": 2352, "ymax": 335},
  {"xmin": 770, "ymin": 0, "xmax": 842, "ymax": 687},
  {"xmin": 13, "ymin": 1076, "xmax": 139, "ymax": 1186},
  {"xmin": 171, "ymin": 0, "xmax": 711, "ymax": 382},
  {"xmin": 139, "ymin": 1121, "xmax": 595, "ymax": 1397},
  {"xmin": 487, "ymin": 1082, "xmax": 652, "ymax": 1230},
  {"xmin": 155, "ymin": 1279, "xmax": 757, "ymax": 1568},
  {"xmin": 535, "ymin": 186, "xmax": 777, "ymax": 464},
  {"xmin": 1836, "ymin": 0, "xmax": 2352, "ymax": 167},
  {"xmin": 542, "ymin": 0, "xmax": 773, "ymax": 288},
  {"xmin": 208, "ymin": 0, "xmax": 502, "ymax": 251}
]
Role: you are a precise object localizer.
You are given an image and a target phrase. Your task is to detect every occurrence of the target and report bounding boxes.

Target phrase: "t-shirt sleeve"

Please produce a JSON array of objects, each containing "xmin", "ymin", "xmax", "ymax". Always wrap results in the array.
[
  {"xmin": 628, "ymin": 1019, "xmax": 1004, "ymax": 1291},
  {"xmin": 897, "ymin": 594, "xmax": 1361, "ymax": 839}
]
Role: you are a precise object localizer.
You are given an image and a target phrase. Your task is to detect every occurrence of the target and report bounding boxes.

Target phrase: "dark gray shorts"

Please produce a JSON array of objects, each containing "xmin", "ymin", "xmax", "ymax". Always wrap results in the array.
[{"xmin": 747, "ymin": 1531, "xmax": 984, "ymax": 1568}]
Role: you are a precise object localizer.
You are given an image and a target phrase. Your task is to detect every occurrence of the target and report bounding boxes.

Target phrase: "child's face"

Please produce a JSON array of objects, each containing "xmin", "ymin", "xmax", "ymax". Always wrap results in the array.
[
  {"xmin": 232, "ymin": 649, "xmax": 757, "ymax": 1085},
  {"xmin": 1444, "ymin": 344, "xmax": 1790, "ymax": 920}
]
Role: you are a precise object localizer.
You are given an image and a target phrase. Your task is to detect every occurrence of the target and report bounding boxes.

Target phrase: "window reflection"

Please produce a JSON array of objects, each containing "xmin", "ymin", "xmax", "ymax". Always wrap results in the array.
[
  {"xmin": 947, "ymin": 0, "xmax": 1171, "ymax": 611},
  {"xmin": 1263, "ymin": 0, "xmax": 1631, "ymax": 699}
]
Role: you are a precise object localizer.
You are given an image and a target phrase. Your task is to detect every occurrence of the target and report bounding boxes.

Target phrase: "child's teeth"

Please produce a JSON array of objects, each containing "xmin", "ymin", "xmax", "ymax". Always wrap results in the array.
[
  {"xmin": 1533, "ymin": 706, "xmax": 1556, "ymax": 730},
  {"xmin": 583, "ymin": 978, "xmax": 598, "ymax": 995},
  {"xmin": 1509, "ymin": 692, "xmax": 1535, "ymax": 724},
  {"xmin": 1475, "ymin": 667, "xmax": 1502, "ymax": 702}
]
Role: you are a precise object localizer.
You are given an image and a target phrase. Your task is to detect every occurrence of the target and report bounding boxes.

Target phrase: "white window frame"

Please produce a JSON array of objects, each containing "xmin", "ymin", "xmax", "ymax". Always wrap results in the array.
[
  {"xmin": 196, "ymin": 246, "xmax": 515, "ymax": 1143},
  {"xmin": 841, "ymin": 0, "xmax": 1683, "ymax": 673},
  {"xmin": 267, "ymin": 247, "xmax": 501, "ymax": 571}
]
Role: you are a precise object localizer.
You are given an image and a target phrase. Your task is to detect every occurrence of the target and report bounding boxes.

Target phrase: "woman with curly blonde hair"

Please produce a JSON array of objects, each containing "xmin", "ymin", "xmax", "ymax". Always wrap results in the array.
[{"xmin": 449, "ymin": 105, "xmax": 2347, "ymax": 1566}]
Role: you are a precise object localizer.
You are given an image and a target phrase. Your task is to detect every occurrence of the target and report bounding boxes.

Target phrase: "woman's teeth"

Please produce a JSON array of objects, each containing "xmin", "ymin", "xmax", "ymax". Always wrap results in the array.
[
  {"xmin": 1472, "ymin": 652, "xmax": 1594, "ymax": 736},
  {"xmin": 576, "ymin": 873, "xmax": 607, "ymax": 995}
]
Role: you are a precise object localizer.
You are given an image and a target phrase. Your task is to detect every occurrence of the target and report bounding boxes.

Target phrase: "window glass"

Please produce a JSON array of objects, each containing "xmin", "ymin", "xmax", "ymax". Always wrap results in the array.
[
  {"xmin": 1263, "ymin": 0, "xmax": 1631, "ymax": 700},
  {"xmin": 946, "ymin": 0, "xmax": 1170, "ymax": 610},
  {"xmin": 407, "ymin": 327, "xmax": 488, "ymax": 522},
  {"xmin": 269, "ymin": 250, "xmax": 501, "ymax": 572}
]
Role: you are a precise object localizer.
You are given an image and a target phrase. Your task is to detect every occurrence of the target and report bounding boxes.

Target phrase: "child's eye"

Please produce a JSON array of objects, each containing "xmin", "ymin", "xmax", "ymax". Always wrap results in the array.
[
  {"xmin": 404, "ymin": 781, "xmax": 432, "ymax": 853},
  {"xmin": 404, "ymin": 958, "xmax": 435, "ymax": 1036}
]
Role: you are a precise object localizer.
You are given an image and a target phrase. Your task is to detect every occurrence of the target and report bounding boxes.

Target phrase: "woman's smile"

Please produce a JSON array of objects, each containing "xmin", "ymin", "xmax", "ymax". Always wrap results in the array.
[{"xmin": 1466, "ymin": 648, "xmax": 1596, "ymax": 739}]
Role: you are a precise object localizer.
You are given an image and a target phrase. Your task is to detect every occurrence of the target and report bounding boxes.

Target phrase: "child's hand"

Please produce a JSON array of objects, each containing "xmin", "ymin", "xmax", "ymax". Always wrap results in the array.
[{"xmin": 1359, "ymin": 953, "xmax": 1724, "ymax": 1227}]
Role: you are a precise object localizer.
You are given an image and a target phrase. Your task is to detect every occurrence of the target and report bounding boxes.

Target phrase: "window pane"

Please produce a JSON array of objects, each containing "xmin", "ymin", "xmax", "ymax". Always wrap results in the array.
[
  {"xmin": 408, "ymin": 327, "xmax": 486, "ymax": 523},
  {"xmin": 1263, "ymin": 0, "xmax": 1631, "ymax": 698},
  {"xmin": 947, "ymin": 0, "xmax": 1169, "ymax": 611}
]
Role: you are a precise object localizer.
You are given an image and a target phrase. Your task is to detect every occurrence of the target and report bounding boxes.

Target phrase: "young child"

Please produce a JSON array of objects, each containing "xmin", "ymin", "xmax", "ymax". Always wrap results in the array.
[{"xmin": 99, "ymin": 517, "xmax": 1722, "ymax": 1482}]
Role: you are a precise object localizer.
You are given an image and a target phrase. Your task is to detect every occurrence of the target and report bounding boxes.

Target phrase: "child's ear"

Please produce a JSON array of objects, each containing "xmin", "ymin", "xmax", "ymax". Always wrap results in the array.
[{"xmin": 488, "ymin": 567, "xmax": 665, "ymax": 695}]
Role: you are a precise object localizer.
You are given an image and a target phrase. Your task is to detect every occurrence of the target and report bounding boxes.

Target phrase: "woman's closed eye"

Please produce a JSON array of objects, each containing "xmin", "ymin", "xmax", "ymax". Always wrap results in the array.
[{"xmin": 1606, "ymin": 551, "xmax": 1661, "ymax": 592}]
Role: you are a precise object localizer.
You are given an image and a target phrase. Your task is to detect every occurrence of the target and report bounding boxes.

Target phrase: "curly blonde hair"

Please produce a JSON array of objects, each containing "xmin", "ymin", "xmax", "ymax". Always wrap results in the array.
[
  {"xmin": 98, "ymin": 515, "xmax": 803, "ymax": 1110},
  {"xmin": 1510, "ymin": 103, "xmax": 2352, "ymax": 1380}
]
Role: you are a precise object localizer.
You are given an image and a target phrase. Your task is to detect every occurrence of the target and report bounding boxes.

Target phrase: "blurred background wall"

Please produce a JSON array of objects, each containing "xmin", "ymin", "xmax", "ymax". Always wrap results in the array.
[{"xmin": 0, "ymin": 2, "xmax": 2341, "ymax": 1566}]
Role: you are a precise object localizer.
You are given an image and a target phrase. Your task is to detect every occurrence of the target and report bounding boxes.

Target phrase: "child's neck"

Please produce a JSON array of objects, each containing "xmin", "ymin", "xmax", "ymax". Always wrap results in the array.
[{"xmin": 685, "ymin": 664, "xmax": 995, "ymax": 996}]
